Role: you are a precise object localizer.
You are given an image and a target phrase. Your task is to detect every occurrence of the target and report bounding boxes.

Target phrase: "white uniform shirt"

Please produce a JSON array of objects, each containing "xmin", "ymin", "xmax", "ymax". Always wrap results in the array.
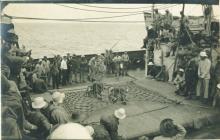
[{"xmin": 60, "ymin": 59, "xmax": 67, "ymax": 70}]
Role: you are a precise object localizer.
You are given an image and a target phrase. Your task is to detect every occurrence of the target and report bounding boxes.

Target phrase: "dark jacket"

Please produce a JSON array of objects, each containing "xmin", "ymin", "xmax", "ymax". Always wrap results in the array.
[
  {"xmin": 100, "ymin": 114, "xmax": 119, "ymax": 140},
  {"xmin": 27, "ymin": 111, "xmax": 52, "ymax": 138},
  {"xmin": 92, "ymin": 124, "xmax": 111, "ymax": 140},
  {"xmin": 40, "ymin": 103, "xmax": 70, "ymax": 125},
  {"xmin": 80, "ymin": 58, "xmax": 88, "ymax": 71},
  {"xmin": 214, "ymin": 61, "xmax": 220, "ymax": 81},
  {"xmin": 2, "ymin": 106, "xmax": 22, "ymax": 140},
  {"xmin": 51, "ymin": 61, "xmax": 59, "ymax": 76}
]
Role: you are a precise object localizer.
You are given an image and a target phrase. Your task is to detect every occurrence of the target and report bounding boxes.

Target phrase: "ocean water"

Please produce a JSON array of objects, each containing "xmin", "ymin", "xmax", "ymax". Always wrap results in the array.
[{"xmin": 14, "ymin": 22, "xmax": 147, "ymax": 58}]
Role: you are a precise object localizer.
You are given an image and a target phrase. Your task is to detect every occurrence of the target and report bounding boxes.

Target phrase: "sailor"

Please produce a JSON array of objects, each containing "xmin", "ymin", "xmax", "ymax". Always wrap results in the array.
[
  {"xmin": 42, "ymin": 56, "xmax": 50, "ymax": 85},
  {"xmin": 185, "ymin": 54, "xmax": 198, "ymax": 99},
  {"xmin": 163, "ymin": 10, "xmax": 173, "ymax": 30},
  {"xmin": 80, "ymin": 55, "xmax": 87, "ymax": 83},
  {"xmin": 213, "ymin": 84, "xmax": 220, "ymax": 107},
  {"xmin": 88, "ymin": 56, "xmax": 96, "ymax": 81},
  {"xmin": 60, "ymin": 56, "xmax": 68, "ymax": 85},
  {"xmin": 211, "ymin": 56, "xmax": 220, "ymax": 98},
  {"xmin": 85, "ymin": 125, "xmax": 111, "ymax": 140},
  {"xmin": 153, "ymin": 119, "xmax": 186, "ymax": 140},
  {"xmin": 51, "ymin": 57, "xmax": 60, "ymax": 89},
  {"xmin": 147, "ymin": 62, "xmax": 156, "ymax": 78},
  {"xmin": 113, "ymin": 54, "xmax": 121, "ymax": 77},
  {"xmin": 173, "ymin": 68, "xmax": 185, "ymax": 95},
  {"xmin": 100, "ymin": 108, "xmax": 126, "ymax": 140},
  {"xmin": 32, "ymin": 72, "xmax": 47, "ymax": 93},
  {"xmin": 34, "ymin": 60, "xmax": 44, "ymax": 78},
  {"xmin": 121, "ymin": 52, "xmax": 129, "ymax": 76},
  {"xmin": 196, "ymin": 51, "xmax": 211, "ymax": 103},
  {"xmin": 153, "ymin": 9, "xmax": 162, "ymax": 34},
  {"xmin": 32, "ymin": 96, "xmax": 70, "ymax": 125}
]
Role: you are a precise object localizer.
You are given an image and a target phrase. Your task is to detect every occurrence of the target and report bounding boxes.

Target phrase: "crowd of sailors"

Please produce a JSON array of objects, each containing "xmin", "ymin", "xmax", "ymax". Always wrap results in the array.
[
  {"xmin": 144, "ymin": 9, "xmax": 220, "ymax": 106},
  {"xmin": 14, "ymin": 50, "xmax": 130, "ymax": 93}
]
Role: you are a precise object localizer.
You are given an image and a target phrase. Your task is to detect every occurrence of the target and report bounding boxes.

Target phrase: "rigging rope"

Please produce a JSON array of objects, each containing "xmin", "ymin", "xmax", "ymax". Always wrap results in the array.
[
  {"xmin": 5, "ymin": 4, "xmax": 178, "ymax": 22},
  {"xmin": 56, "ymin": 4, "xmax": 167, "ymax": 14},
  {"xmin": 76, "ymin": 3, "xmax": 159, "ymax": 10}
]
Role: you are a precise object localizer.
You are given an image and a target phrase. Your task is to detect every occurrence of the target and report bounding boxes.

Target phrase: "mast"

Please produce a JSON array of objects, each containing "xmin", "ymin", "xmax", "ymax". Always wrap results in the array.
[{"xmin": 172, "ymin": 3, "xmax": 185, "ymax": 80}]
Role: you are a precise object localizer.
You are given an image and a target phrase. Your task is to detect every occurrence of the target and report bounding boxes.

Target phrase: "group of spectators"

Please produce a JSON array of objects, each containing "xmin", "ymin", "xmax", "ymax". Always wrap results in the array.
[
  {"xmin": 7, "ymin": 50, "xmax": 130, "ymax": 94},
  {"xmin": 143, "ymin": 8, "xmax": 220, "ymax": 106},
  {"xmin": 173, "ymin": 51, "xmax": 220, "ymax": 105}
]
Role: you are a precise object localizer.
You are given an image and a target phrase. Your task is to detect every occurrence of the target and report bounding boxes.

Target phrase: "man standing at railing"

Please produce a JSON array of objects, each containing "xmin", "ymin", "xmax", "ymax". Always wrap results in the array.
[{"xmin": 153, "ymin": 9, "xmax": 162, "ymax": 35}]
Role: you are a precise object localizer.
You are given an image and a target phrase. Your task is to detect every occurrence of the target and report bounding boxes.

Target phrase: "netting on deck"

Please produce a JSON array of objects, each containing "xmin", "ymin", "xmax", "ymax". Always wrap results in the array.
[{"xmin": 63, "ymin": 81, "xmax": 177, "ymax": 115}]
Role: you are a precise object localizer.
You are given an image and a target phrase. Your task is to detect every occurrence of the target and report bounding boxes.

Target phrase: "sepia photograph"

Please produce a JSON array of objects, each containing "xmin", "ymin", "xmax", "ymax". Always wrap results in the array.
[{"xmin": 1, "ymin": 1, "xmax": 220, "ymax": 139}]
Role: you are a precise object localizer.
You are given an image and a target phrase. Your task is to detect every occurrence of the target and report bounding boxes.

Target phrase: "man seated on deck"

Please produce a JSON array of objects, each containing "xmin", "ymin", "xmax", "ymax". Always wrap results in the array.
[
  {"xmin": 173, "ymin": 68, "xmax": 185, "ymax": 95},
  {"xmin": 100, "ymin": 108, "xmax": 126, "ymax": 140},
  {"xmin": 32, "ymin": 96, "xmax": 70, "ymax": 125},
  {"xmin": 32, "ymin": 72, "xmax": 47, "ymax": 93}
]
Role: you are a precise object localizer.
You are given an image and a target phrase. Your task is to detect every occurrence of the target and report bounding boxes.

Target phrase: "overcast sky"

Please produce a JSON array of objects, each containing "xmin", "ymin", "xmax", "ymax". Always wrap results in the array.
[{"xmin": 2, "ymin": 3, "xmax": 220, "ymax": 23}]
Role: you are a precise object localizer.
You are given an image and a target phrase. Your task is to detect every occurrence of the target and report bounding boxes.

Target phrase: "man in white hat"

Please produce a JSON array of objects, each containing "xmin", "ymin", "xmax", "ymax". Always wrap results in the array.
[
  {"xmin": 173, "ymin": 68, "xmax": 185, "ymax": 95},
  {"xmin": 100, "ymin": 108, "xmax": 126, "ymax": 140},
  {"xmin": 196, "ymin": 51, "xmax": 211, "ymax": 103},
  {"xmin": 52, "ymin": 91, "xmax": 65, "ymax": 105},
  {"xmin": 147, "ymin": 62, "xmax": 156, "ymax": 78},
  {"xmin": 32, "ymin": 96, "xmax": 70, "ymax": 125},
  {"xmin": 27, "ymin": 98, "xmax": 52, "ymax": 139}
]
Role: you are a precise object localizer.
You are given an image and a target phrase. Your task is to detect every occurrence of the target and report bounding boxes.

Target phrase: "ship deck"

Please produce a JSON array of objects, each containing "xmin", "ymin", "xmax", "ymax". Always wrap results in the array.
[{"xmin": 31, "ymin": 70, "xmax": 220, "ymax": 139}]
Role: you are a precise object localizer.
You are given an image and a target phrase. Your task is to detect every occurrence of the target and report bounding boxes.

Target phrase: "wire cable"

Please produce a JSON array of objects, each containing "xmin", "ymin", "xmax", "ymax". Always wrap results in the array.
[
  {"xmin": 76, "ymin": 3, "xmax": 161, "ymax": 10},
  {"xmin": 6, "ymin": 4, "xmax": 178, "ymax": 22},
  {"xmin": 56, "ymin": 4, "xmax": 166, "ymax": 13},
  {"xmin": 57, "ymin": 4, "xmax": 143, "ymax": 13}
]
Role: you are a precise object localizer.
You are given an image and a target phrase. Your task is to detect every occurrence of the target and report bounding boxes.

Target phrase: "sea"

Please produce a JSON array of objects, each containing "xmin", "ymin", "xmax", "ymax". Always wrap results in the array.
[{"xmin": 14, "ymin": 22, "xmax": 147, "ymax": 58}]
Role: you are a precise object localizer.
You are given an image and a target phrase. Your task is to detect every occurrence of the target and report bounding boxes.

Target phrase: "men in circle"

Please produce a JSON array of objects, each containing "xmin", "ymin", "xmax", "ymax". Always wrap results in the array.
[{"xmin": 100, "ymin": 108, "xmax": 126, "ymax": 140}]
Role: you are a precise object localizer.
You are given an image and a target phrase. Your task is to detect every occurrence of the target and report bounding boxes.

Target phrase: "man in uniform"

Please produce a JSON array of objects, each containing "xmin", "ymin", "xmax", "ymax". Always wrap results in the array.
[
  {"xmin": 100, "ymin": 108, "xmax": 126, "ymax": 140},
  {"xmin": 153, "ymin": 9, "xmax": 162, "ymax": 35},
  {"xmin": 121, "ymin": 52, "xmax": 129, "ymax": 76},
  {"xmin": 196, "ymin": 51, "xmax": 211, "ymax": 103},
  {"xmin": 80, "ymin": 55, "xmax": 87, "ymax": 83},
  {"xmin": 163, "ymin": 10, "xmax": 173, "ymax": 30}
]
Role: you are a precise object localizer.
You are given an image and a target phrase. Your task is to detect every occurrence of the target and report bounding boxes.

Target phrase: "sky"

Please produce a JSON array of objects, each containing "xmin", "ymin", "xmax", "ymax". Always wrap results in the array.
[{"xmin": 2, "ymin": 3, "xmax": 220, "ymax": 23}]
